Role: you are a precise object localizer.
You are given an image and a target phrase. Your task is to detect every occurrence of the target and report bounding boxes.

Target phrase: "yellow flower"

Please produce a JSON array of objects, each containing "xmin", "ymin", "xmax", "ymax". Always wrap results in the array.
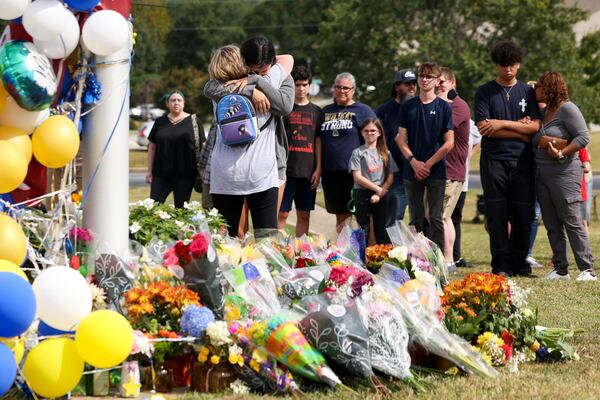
[
  {"xmin": 237, "ymin": 355, "xmax": 244, "ymax": 367},
  {"xmin": 199, "ymin": 346, "xmax": 210, "ymax": 356},
  {"xmin": 531, "ymin": 340, "xmax": 541, "ymax": 352},
  {"xmin": 252, "ymin": 349, "xmax": 267, "ymax": 364},
  {"xmin": 249, "ymin": 360, "xmax": 260, "ymax": 372},
  {"xmin": 198, "ymin": 354, "xmax": 208, "ymax": 363},
  {"xmin": 228, "ymin": 354, "xmax": 238, "ymax": 364},
  {"xmin": 210, "ymin": 355, "xmax": 220, "ymax": 365}
]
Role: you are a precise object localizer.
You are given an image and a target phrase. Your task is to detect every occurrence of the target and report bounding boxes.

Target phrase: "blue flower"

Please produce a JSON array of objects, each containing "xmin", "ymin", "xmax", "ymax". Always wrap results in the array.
[{"xmin": 181, "ymin": 305, "xmax": 215, "ymax": 337}]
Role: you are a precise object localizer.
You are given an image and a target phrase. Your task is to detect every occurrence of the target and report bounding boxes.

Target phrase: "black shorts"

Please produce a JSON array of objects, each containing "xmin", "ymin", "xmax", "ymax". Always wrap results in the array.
[
  {"xmin": 280, "ymin": 177, "xmax": 316, "ymax": 212},
  {"xmin": 321, "ymin": 170, "xmax": 354, "ymax": 214}
]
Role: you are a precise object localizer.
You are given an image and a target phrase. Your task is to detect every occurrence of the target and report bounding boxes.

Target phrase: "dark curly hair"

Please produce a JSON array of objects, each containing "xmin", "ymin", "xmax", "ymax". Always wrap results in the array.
[
  {"xmin": 490, "ymin": 40, "xmax": 523, "ymax": 66},
  {"xmin": 537, "ymin": 71, "xmax": 569, "ymax": 109}
]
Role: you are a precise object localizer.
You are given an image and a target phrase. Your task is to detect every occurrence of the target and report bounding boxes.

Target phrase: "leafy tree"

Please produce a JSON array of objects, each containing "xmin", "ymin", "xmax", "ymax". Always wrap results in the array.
[{"xmin": 577, "ymin": 30, "xmax": 600, "ymax": 123}]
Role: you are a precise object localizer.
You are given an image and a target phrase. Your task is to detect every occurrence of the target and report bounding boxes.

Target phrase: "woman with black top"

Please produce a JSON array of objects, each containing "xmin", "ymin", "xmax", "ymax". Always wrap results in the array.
[{"xmin": 146, "ymin": 90, "xmax": 204, "ymax": 208}]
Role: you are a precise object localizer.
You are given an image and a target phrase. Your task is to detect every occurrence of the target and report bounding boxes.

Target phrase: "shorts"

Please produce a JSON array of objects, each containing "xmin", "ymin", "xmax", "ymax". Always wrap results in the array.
[
  {"xmin": 442, "ymin": 179, "xmax": 464, "ymax": 219},
  {"xmin": 280, "ymin": 177, "xmax": 316, "ymax": 212},
  {"xmin": 322, "ymin": 170, "xmax": 354, "ymax": 214}
]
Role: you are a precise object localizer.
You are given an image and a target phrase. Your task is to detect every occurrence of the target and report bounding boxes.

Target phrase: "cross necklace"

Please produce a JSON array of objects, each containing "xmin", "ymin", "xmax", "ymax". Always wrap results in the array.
[{"xmin": 502, "ymin": 85, "xmax": 514, "ymax": 101}]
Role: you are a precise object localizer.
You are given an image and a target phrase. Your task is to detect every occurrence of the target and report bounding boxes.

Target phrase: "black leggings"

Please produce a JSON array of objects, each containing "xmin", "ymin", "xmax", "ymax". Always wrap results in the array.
[
  {"xmin": 354, "ymin": 189, "xmax": 390, "ymax": 244},
  {"xmin": 150, "ymin": 174, "xmax": 195, "ymax": 208},
  {"xmin": 212, "ymin": 187, "xmax": 279, "ymax": 237}
]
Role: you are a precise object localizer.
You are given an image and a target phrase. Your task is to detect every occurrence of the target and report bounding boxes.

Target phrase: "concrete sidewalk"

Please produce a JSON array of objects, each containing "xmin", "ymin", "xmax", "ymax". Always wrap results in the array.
[{"xmin": 285, "ymin": 204, "xmax": 338, "ymax": 240}]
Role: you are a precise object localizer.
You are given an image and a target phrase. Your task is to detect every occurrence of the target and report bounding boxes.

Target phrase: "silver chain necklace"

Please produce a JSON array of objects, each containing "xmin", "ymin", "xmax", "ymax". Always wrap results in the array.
[{"xmin": 502, "ymin": 85, "xmax": 514, "ymax": 101}]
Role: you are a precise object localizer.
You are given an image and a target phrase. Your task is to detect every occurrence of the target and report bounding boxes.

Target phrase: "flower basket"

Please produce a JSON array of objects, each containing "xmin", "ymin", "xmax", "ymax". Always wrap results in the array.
[
  {"xmin": 205, "ymin": 362, "xmax": 238, "ymax": 392},
  {"xmin": 164, "ymin": 354, "xmax": 194, "ymax": 388}
]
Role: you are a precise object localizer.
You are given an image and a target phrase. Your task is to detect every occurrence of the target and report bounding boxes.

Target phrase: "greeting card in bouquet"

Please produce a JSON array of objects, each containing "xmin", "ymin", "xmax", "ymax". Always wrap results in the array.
[{"xmin": 95, "ymin": 253, "xmax": 133, "ymax": 314}]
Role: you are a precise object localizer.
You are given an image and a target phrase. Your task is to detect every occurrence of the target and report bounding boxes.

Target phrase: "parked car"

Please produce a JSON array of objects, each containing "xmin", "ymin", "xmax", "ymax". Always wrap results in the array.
[{"xmin": 136, "ymin": 120, "xmax": 154, "ymax": 148}]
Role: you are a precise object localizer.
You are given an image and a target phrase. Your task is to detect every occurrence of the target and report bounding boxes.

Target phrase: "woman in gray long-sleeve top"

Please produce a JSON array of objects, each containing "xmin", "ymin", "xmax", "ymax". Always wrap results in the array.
[{"xmin": 532, "ymin": 71, "xmax": 597, "ymax": 281}]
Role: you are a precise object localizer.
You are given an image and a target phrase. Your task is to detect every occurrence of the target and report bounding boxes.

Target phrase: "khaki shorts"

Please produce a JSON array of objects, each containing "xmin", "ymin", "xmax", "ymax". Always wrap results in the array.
[{"xmin": 442, "ymin": 180, "xmax": 464, "ymax": 219}]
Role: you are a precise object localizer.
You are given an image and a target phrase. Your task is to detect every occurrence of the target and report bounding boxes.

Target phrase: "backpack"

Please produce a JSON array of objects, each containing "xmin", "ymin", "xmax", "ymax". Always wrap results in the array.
[{"xmin": 215, "ymin": 94, "xmax": 273, "ymax": 146}]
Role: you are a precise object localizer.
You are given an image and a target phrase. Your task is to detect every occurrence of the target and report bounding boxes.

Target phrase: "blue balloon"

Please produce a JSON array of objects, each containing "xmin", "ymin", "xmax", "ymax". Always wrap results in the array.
[
  {"xmin": 65, "ymin": 0, "xmax": 101, "ymax": 12},
  {"xmin": 38, "ymin": 320, "xmax": 75, "ymax": 337},
  {"xmin": 0, "ymin": 272, "xmax": 36, "ymax": 337},
  {"xmin": 0, "ymin": 343, "xmax": 17, "ymax": 396}
]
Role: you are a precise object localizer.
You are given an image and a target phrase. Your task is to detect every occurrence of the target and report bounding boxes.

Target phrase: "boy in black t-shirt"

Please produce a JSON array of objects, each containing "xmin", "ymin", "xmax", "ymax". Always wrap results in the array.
[
  {"xmin": 278, "ymin": 66, "xmax": 324, "ymax": 236},
  {"xmin": 474, "ymin": 40, "xmax": 541, "ymax": 278}
]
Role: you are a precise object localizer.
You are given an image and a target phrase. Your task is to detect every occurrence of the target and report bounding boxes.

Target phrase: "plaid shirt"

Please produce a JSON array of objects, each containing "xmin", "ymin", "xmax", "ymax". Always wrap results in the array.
[{"xmin": 199, "ymin": 121, "xmax": 217, "ymax": 183}]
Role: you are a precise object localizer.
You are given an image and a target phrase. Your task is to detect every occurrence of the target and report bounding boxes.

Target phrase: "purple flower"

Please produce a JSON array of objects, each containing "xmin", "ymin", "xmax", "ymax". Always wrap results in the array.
[{"xmin": 180, "ymin": 305, "xmax": 215, "ymax": 337}]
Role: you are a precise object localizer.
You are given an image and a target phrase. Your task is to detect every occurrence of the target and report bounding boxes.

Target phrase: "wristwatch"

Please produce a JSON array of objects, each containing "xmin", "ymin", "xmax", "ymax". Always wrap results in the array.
[
  {"xmin": 558, "ymin": 151, "xmax": 565, "ymax": 163},
  {"xmin": 407, "ymin": 155, "xmax": 415, "ymax": 163}
]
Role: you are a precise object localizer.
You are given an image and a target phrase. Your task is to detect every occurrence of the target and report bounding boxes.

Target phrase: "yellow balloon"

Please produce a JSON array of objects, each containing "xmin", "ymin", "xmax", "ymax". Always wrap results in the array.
[
  {"xmin": 31, "ymin": 115, "xmax": 80, "ymax": 168},
  {"xmin": 0, "ymin": 214, "xmax": 27, "ymax": 265},
  {"xmin": 0, "ymin": 126, "xmax": 32, "ymax": 163},
  {"xmin": 0, "ymin": 259, "xmax": 28, "ymax": 281},
  {"xmin": 0, "ymin": 336, "xmax": 24, "ymax": 364},
  {"xmin": 0, "ymin": 141, "xmax": 27, "ymax": 194},
  {"xmin": 0, "ymin": 84, "xmax": 7, "ymax": 113},
  {"xmin": 23, "ymin": 338, "xmax": 84, "ymax": 398},
  {"xmin": 75, "ymin": 310, "xmax": 133, "ymax": 368}
]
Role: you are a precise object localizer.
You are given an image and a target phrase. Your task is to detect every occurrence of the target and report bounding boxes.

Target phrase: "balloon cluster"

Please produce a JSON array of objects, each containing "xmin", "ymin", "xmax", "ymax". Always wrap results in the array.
[
  {"xmin": 0, "ymin": 214, "xmax": 134, "ymax": 397},
  {"xmin": 0, "ymin": 1, "xmax": 132, "ymax": 194}
]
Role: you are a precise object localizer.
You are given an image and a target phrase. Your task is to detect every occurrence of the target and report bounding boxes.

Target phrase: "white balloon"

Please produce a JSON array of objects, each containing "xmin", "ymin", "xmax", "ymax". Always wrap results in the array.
[
  {"xmin": 32, "ymin": 266, "xmax": 92, "ymax": 332},
  {"xmin": 0, "ymin": 0, "xmax": 31, "ymax": 20},
  {"xmin": 22, "ymin": 0, "xmax": 70, "ymax": 41},
  {"xmin": 0, "ymin": 96, "xmax": 49, "ymax": 134},
  {"xmin": 33, "ymin": 11, "xmax": 80, "ymax": 59},
  {"xmin": 82, "ymin": 10, "xmax": 129, "ymax": 56}
]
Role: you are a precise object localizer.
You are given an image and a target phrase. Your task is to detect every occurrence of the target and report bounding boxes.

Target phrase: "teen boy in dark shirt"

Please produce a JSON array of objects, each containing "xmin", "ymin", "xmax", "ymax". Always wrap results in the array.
[{"xmin": 474, "ymin": 40, "xmax": 541, "ymax": 278}]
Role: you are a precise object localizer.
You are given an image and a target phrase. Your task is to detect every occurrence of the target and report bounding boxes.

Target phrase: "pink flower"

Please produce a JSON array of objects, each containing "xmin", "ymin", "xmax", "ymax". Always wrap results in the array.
[
  {"xmin": 329, "ymin": 267, "xmax": 352, "ymax": 286},
  {"xmin": 163, "ymin": 248, "xmax": 180, "ymax": 266}
]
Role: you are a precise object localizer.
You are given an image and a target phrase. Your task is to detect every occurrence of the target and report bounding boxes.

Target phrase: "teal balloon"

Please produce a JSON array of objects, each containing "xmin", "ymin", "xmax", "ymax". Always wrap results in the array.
[{"xmin": 0, "ymin": 41, "xmax": 56, "ymax": 111}]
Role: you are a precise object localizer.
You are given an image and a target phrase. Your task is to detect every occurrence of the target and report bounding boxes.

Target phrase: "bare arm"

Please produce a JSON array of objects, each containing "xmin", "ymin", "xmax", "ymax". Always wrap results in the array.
[
  {"xmin": 254, "ymin": 75, "xmax": 295, "ymax": 116},
  {"xmin": 478, "ymin": 118, "xmax": 540, "ymax": 137},
  {"xmin": 396, "ymin": 127, "xmax": 430, "ymax": 180},
  {"xmin": 311, "ymin": 137, "xmax": 322, "ymax": 189},
  {"xmin": 352, "ymin": 170, "xmax": 382, "ymax": 194},
  {"xmin": 146, "ymin": 142, "xmax": 155, "ymax": 184},
  {"xmin": 425, "ymin": 130, "xmax": 454, "ymax": 171},
  {"xmin": 276, "ymin": 54, "xmax": 294, "ymax": 77}
]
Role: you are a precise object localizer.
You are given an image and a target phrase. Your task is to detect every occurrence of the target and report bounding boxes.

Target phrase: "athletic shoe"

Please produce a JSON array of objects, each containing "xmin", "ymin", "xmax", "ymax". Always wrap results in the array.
[
  {"xmin": 446, "ymin": 263, "xmax": 458, "ymax": 274},
  {"xmin": 496, "ymin": 271, "xmax": 511, "ymax": 278},
  {"xmin": 455, "ymin": 258, "xmax": 473, "ymax": 268},
  {"xmin": 526, "ymin": 256, "xmax": 542, "ymax": 268},
  {"xmin": 545, "ymin": 270, "xmax": 570, "ymax": 280},
  {"xmin": 576, "ymin": 270, "xmax": 597, "ymax": 281}
]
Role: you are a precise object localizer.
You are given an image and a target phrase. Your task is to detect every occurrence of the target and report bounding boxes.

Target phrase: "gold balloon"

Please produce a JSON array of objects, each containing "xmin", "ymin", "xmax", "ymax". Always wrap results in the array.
[
  {"xmin": 0, "ymin": 259, "xmax": 28, "ymax": 281},
  {"xmin": 0, "ymin": 126, "xmax": 32, "ymax": 163},
  {"xmin": 23, "ymin": 338, "xmax": 84, "ymax": 398},
  {"xmin": 0, "ymin": 84, "xmax": 7, "ymax": 113},
  {"xmin": 31, "ymin": 115, "xmax": 80, "ymax": 168},
  {"xmin": 0, "ymin": 141, "xmax": 27, "ymax": 194},
  {"xmin": 0, "ymin": 214, "xmax": 27, "ymax": 265}
]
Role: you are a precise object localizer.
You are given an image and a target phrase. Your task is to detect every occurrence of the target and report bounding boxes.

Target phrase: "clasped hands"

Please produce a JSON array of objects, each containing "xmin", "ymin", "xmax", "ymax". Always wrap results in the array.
[
  {"xmin": 370, "ymin": 186, "xmax": 388, "ymax": 203},
  {"xmin": 410, "ymin": 158, "xmax": 431, "ymax": 181}
]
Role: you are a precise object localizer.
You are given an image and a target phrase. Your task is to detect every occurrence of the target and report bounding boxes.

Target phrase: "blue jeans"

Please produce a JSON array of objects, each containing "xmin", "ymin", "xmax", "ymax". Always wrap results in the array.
[{"xmin": 386, "ymin": 173, "xmax": 408, "ymax": 226}]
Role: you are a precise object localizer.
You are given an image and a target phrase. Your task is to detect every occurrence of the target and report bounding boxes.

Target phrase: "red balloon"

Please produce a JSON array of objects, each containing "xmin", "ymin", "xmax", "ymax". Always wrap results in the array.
[{"xmin": 94, "ymin": 0, "xmax": 131, "ymax": 18}]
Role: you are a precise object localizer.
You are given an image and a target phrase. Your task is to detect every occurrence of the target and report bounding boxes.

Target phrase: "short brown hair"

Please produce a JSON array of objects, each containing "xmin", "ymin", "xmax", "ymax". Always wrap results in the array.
[
  {"xmin": 440, "ymin": 67, "xmax": 455, "ymax": 82},
  {"xmin": 418, "ymin": 62, "xmax": 441, "ymax": 78},
  {"xmin": 537, "ymin": 71, "xmax": 569, "ymax": 109},
  {"xmin": 208, "ymin": 45, "xmax": 248, "ymax": 81}
]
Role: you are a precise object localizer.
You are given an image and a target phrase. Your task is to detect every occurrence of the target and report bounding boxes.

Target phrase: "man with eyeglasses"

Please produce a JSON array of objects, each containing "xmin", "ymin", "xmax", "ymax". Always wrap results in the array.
[
  {"xmin": 395, "ymin": 62, "xmax": 454, "ymax": 252},
  {"xmin": 474, "ymin": 40, "xmax": 541, "ymax": 278},
  {"xmin": 375, "ymin": 69, "xmax": 417, "ymax": 226}
]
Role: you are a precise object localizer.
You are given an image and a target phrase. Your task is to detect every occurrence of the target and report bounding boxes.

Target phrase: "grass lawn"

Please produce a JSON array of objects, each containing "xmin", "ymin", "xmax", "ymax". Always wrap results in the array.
[{"xmin": 127, "ymin": 184, "xmax": 600, "ymax": 400}]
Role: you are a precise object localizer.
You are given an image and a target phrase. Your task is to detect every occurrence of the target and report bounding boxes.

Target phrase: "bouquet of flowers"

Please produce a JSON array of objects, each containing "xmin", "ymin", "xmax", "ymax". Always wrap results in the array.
[
  {"xmin": 164, "ymin": 225, "xmax": 224, "ymax": 319},
  {"xmin": 365, "ymin": 244, "xmax": 394, "ymax": 273},
  {"xmin": 68, "ymin": 226, "xmax": 94, "ymax": 276},
  {"xmin": 293, "ymin": 235, "xmax": 326, "ymax": 267},
  {"xmin": 222, "ymin": 259, "xmax": 281, "ymax": 318},
  {"xmin": 129, "ymin": 199, "xmax": 226, "ymax": 245},
  {"xmin": 322, "ymin": 264, "xmax": 374, "ymax": 301},
  {"xmin": 374, "ymin": 275, "xmax": 498, "ymax": 378},
  {"xmin": 475, "ymin": 331, "xmax": 512, "ymax": 367}
]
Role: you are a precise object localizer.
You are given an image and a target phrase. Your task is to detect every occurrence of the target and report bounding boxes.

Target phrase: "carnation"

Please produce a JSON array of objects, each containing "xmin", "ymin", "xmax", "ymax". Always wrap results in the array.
[{"xmin": 206, "ymin": 321, "xmax": 232, "ymax": 347}]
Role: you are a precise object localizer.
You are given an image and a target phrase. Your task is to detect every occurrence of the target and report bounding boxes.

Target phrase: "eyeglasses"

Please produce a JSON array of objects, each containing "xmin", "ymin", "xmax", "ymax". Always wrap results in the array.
[
  {"xmin": 334, "ymin": 85, "xmax": 354, "ymax": 92},
  {"xmin": 419, "ymin": 75, "xmax": 439, "ymax": 81}
]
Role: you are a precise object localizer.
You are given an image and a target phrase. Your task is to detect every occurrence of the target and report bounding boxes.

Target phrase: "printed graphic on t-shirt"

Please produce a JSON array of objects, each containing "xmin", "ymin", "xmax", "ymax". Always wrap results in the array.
[
  {"xmin": 322, "ymin": 112, "xmax": 355, "ymax": 136},
  {"xmin": 288, "ymin": 111, "xmax": 317, "ymax": 154}
]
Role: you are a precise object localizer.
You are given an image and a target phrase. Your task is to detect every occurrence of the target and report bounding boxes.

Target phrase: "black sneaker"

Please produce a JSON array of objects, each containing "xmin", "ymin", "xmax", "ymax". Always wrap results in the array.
[
  {"xmin": 495, "ymin": 271, "xmax": 512, "ymax": 278},
  {"xmin": 455, "ymin": 258, "xmax": 473, "ymax": 268}
]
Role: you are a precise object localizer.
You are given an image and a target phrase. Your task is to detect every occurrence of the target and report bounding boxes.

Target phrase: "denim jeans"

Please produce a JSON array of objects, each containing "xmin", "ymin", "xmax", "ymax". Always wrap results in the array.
[{"xmin": 527, "ymin": 199, "xmax": 541, "ymax": 257}]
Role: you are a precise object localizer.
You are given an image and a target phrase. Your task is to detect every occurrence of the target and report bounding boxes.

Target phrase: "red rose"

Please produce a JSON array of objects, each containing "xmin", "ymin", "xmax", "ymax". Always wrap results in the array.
[
  {"xmin": 174, "ymin": 241, "xmax": 192, "ymax": 263},
  {"xmin": 502, "ymin": 344, "xmax": 513, "ymax": 361},
  {"xmin": 189, "ymin": 235, "xmax": 208, "ymax": 257}
]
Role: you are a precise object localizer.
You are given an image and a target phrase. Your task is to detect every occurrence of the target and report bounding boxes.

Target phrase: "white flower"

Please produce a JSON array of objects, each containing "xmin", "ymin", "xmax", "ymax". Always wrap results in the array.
[
  {"xmin": 208, "ymin": 208, "xmax": 219, "ymax": 217},
  {"xmin": 89, "ymin": 283, "xmax": 107, "ymax": 310},
  {"xmin": 414, "ymin": 269, "xmax": 436, "ymax": 283},
  {"xmin": 205, "ymin": 321, "xmax": 232, "ymax": 347},
  {"xmin": 129, "ymin": 222, "xmax": 142, "ymax": 234},
  {"xmin": 228, "ymin": 344, "xmax": 242, "ymax": 357},
  {"xmin": 156, "ymin": 210, "xmax": 171, "ymax": 220},
  {"xmin": 175, "ymin": 220, "xmax": 185, "ymax": 228},
  {"xmin": 184, "ymin": 200, "xmax": 200, "ymax": 210},
  {"xmin": 388, "ymin": 245, "xmax": 408, "ymax": 262},
  {"xmin": 142, "ymin": 198, "xmax": 155, "ymax": 210},
  {"xmin": 230, "ymin": 379, "xmax": 249, "ymax": 394}
]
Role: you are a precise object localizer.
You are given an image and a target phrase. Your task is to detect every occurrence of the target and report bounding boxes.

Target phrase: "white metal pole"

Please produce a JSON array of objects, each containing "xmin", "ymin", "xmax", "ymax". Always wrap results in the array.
[{"xmin": 82, "ymin": 45, "xmax": 130, "ymax": 257}]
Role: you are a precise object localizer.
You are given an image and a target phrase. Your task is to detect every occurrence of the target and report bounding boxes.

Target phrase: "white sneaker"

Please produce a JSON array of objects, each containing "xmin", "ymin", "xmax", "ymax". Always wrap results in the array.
[
  {"xmin": 526, "ymin": 256, "xmax": 542, "ymax": 268},
  {"xmin": 576, "ymin": 270, "xmax": 597, "ymax": 281},
  {"xmin": 545, "ymin": 270, "xmax": 570, "ymax": 280},
  {"xmin": 446, "ymin": 262, "xmax": 458, "ymax": 274}
]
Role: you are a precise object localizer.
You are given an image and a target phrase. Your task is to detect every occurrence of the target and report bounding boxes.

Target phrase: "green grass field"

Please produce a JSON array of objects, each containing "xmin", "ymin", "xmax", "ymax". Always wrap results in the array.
[{"xmin": 128, "ymin": 184, "xmax": 600, "ymax": 400}]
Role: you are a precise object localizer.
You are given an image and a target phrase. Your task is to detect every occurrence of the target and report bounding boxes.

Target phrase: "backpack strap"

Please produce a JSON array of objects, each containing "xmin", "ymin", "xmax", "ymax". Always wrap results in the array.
[
  {"xmin": 191, "ymin": 114, "xmax": 202, "ymax": 172},
  {"xmin": 259, "ymin": 114, "xmax": 274, "ymax": 131}
]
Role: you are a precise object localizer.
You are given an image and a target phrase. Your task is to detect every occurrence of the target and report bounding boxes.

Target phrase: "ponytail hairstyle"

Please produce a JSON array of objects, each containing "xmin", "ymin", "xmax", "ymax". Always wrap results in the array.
[{"xmin": 360, "ymin": 117, "xmax": 390, "ymax": 174}]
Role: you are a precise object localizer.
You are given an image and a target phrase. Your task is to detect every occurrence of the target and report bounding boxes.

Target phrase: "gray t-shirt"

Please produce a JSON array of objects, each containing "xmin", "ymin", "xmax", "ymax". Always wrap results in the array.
[
  {"xmin": 532, "ymin": 101, "xmax": 590, "ymax": 165},
  {"xmin": 349, "ymin": 145, "xmax": 398, "ymax": 189},
  {"xmin": 210, "ymin": 64, "xmax": 285, "ymax": 195}
]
